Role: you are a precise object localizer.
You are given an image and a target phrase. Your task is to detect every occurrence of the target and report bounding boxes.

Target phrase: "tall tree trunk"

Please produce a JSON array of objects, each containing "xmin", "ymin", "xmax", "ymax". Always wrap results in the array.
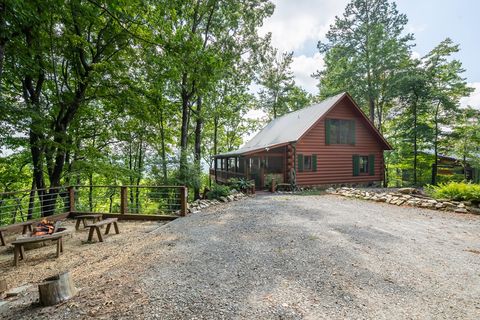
[
  {"xmin": 213, "ymin": 116, "xmax": 218, "ymax": 156},
  {"xmin": 368, "ymin": 95, "xmax": 375, "ymax": 125},
  {"xmin": 194, "ymin": 96, "xmax": 203, "ymax": 200},
  {"xmin": 0, "ymin": 39, "xmax": 4, "ymax": 90},
  {"xmin": 128, "ymin": 143, "xmax": 134, "ymax": 211},
  {"xmin": 413, "ymin": 94, "xmax": 418, "ymax": 186},
  {"xmin": 159, "ymin": 108, "xmax": 168, "ymax": 182},
  {"xmin": 135, "ymin": 138, "xmax": 143, "ymax": 213},
  {"xmin": 88, "ymin": 174, "xmax": 93, "ymax": 212},
  {"xmin": 0, "ymin": 1, "xmax": 6, "ymax": 87},
  {"xmin": 432, "ymin": 102, "xmax": 441, "ymax": 185},
  {"xmin": 27, "ymin": 178, "xmax": 36, "ymax": 220},
  {"xmin": 273, "ymin": 92, "xmax": 278, "ymax": 119},
  {"xmin": 179, "ymin": 73, "xmax": 191, "ymax": 184}
]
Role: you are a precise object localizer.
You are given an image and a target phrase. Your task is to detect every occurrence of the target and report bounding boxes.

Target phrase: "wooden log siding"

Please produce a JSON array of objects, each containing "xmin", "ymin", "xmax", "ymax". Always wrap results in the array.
[{"xmin": 295, "ymin": 99, "xmax": 384, "ymax": 186}]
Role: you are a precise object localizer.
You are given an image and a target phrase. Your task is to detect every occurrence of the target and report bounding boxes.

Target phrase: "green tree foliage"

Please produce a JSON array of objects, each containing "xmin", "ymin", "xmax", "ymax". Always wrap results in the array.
[
  {"xmin": 318, "ymin": 0, "xmax": 475, "ymax": 187},
  {"xmin": 449, "ymin": 107, "xmax": 480, "ymax": 175},
  {"xmin": 316, "ymin": 0, "xmax": 413, "ymax": 131},
  {"xmin": 0, "ymin": 0, "xmax": 277, "ymax": 216},
  {"xmin": 0, "ymin": 0, "xmax": 478, "ymax": 221},
  {"xmin": 258, "ymin": 50, "xmax": 312, "ymax": 119}
]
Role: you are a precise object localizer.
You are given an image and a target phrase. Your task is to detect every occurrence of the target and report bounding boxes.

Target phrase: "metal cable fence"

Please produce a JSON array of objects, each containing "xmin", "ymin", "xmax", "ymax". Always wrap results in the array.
[
  {"xmin": 0, "ymin": 185, "xmax": 186, "ymax": 227},
  {"xmin": 72, "ymin": 186, "xmax": 122, "ymax": 214},
  {"xmin": 72, "ymin": 185, "xmax": 186, "ymax": 216},
  {"xmin": 0, "ymin": 188, "xmax": 69, "ymax": 226},
  {"xmin": 125, "ymin": 186, "xmax": 183, "ymax": 214}
]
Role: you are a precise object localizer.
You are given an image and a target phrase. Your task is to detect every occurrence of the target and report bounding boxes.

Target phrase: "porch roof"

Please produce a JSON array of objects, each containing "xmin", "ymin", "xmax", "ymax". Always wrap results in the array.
[{"xmin": 216, "ymin": 92, "xmax": 346, "ymax": 157}]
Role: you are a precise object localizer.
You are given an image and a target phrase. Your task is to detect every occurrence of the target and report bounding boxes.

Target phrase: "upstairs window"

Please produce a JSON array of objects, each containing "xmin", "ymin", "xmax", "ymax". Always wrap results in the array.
[{"xmin": 325, "ymin": 119, "xmax": 355, "ymax": 145}]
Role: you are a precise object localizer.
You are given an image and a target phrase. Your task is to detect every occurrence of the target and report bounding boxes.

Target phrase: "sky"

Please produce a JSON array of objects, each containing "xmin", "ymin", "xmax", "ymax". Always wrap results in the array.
[{"xmin": 258, "ymin": 0, "xmax": 480, "ymax": 108}]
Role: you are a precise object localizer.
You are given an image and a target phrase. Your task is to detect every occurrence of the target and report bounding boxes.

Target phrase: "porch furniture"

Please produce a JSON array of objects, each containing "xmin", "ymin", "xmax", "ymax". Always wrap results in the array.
[
  {"xmin": 0, "ymin": 221, "xmax": 35, "ymax": 246},
  {"xmin": 74, "ymin": 214, "xmax": 103, "ymax": 230},
  {"xmin": 11, "ymin": 230, "xmax": 69, "ymax": 266},
  {"xmin": 86, "ymin": 218, "xmax": 119, "ymax": 242}
]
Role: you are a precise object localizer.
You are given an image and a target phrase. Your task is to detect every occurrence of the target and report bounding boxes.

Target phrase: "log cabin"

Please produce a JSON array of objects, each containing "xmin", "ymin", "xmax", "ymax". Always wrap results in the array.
[{"xmin": 211, "ymin": 92, "xmax": 393, "ymax": 189}]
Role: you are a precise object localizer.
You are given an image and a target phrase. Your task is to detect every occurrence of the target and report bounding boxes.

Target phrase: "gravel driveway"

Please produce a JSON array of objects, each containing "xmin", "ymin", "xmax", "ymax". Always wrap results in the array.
[{"xmin": 131, "ymin": 194, "xmax": 480, "ymax": 319}]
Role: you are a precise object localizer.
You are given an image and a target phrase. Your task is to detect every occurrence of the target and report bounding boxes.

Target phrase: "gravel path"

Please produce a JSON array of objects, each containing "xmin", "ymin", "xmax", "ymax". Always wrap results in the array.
[
  {"xmin": 3, "ymin": 195, "xmax": 479, "ymax": 319},
  {"xmin": 129, "ymin": 194, "xmax": 480, "ymax": 320}
]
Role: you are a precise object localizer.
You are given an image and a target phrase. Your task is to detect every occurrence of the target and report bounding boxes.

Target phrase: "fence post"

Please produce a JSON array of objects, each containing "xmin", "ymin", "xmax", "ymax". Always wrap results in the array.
[
  {"xmin": 68, "ymin": 187, "xmax": 75, "ymax": 214},
  {"xmin": 120, "ymin": 186, "xmax": 127, "ymax": 214},
  {"xmin": 180, "ymin": 186, "xmax": 188, "ymax": 216}
]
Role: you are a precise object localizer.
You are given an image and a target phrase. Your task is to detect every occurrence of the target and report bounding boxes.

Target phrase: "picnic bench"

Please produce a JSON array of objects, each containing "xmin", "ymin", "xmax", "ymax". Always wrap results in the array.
[
  {"xmin": 74, "ymin": 214, "xmax": 103, "ymax": 230},
  {"xmin": 11, "ymin": 230, "xmax": 69, "ymax": 266},
  {"xmin": 86, "ymin": 218, "xmax": 120, "ymax": 242},
  {"xmin": 0, "ymin": 221, "xmax": 35, "ymax": 246}
]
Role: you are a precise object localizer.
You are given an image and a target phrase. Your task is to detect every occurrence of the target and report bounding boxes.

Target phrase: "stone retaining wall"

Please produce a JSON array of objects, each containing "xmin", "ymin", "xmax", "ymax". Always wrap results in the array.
[
  {"xmin": 326, "ymin": 187, "xmax": 480, "ymax": 215},
  {"xmin": 188, "ymin": 192, "xmax": 248, "ymax": 214}
]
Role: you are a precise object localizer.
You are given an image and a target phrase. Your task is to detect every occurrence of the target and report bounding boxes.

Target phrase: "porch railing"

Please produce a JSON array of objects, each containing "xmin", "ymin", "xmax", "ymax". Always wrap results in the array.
[{"xmin": 211, "ymin": 169, "xmax": 246, "ymax": 182}]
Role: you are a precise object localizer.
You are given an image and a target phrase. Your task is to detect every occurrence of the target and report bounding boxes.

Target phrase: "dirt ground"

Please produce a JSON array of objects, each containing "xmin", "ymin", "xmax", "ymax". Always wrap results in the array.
[
  {"xmin": 0, "ymin": 219, "xmax": 171, "ymax": 319},
  {"xmin": 1, "ymin": 194, "xmax": 480, "ymax": 319}
]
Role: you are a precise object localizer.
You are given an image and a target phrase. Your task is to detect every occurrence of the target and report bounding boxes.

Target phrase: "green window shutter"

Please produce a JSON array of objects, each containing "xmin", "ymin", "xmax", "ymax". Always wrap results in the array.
[
  {"xmin": 297, "ymin": 154, "xmax": 304, "ymax": 172},
  {"xmin": 352, "ymin": 154, "xmax": 360, "ymax": 176},
  {"xmin": 312, "ymin": 154, "xmax": 317, "ymax": 172},
  {"xmin": 350, "ymin": 120, "xmax": 356, "ymax": 145},
  {"xmin": 369, "ymin": 154, "xmax": 375, "ymax": 176},
  {"xmin": 325, "ymin": 119, "xmax": 331, "ymax": 145}
]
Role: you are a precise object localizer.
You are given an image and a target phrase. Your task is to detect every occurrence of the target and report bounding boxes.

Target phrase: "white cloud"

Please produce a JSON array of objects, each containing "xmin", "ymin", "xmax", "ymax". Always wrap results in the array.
[
  {"xmin": 411, "ymin": 51, "xmax": 422, "ymax": 60},
  {"xmin": 460, "ymin": 82, "xmax": 480, "ymax": 109},
  {"xmin": 257, "ymin": 1, "xmax": 346, "ymax": 95},
  {"xmin": 291, "ymin": 52, "xmax": 324, "ymax": 94},
  {"xmin": 259, "ymin": 0, "xmax": 348, "ymax": 52}
]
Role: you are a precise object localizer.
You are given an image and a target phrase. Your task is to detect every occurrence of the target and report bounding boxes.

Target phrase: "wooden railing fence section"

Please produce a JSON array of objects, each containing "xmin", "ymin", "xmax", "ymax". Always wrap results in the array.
[{"xmin": 0, "ymin": 185, "xmax": 188, "ymax": 228}]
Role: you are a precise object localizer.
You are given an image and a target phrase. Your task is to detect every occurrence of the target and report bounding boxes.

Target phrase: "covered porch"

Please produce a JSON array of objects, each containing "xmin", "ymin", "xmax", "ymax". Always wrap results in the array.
[{"xmin": 211, "ymin": 145, "xmax": 295, "ymax": 189}]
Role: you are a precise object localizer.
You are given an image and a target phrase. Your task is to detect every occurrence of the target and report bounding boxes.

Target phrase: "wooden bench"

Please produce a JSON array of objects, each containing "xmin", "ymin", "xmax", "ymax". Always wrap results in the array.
[
  {"xmin": 86, "ymin": 218, "xmax": 119, "ymax": 242},
  {"xmin": 74, "ymin": 214, "xmax": 103, "ymax": 230},
  {"xmin": 0, "ymin": 221, "xmax": 35, "ymax": 246},
  {"xmin": 11, "ymin": 231, "xmax": 69, "ymax": 266}
]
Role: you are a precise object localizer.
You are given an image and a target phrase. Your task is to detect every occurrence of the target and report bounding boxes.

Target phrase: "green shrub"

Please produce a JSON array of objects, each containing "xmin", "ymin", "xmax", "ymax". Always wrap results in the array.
[
  {"xmin": 206, "ymin": 184, "xmax": 231, "ymax": 200},
  {"xmin": 227, "ymin": 178, "xmax": 254, "ymax": 192},
  {"xmin": 426, "ymin": 181, "xmax": 480, "ymax": 202}
]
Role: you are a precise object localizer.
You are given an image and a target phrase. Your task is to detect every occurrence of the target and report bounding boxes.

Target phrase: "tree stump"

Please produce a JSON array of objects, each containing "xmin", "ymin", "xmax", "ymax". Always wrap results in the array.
[{"xmin": 38, "ymin": 272, "xmax": 77, "ymax": 306}]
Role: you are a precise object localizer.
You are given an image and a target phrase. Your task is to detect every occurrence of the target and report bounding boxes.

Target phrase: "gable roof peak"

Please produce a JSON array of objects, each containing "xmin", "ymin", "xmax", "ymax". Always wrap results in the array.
[{"xmin": 217, "ymin": 92, "xmax": 348, "ymax": 156}]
